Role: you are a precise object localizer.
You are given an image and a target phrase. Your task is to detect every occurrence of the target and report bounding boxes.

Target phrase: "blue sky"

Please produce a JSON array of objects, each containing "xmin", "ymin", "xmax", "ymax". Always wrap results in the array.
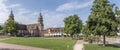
[{"xmin": 0, "ymin": 0, "xmax": 120, "ymax": 29}]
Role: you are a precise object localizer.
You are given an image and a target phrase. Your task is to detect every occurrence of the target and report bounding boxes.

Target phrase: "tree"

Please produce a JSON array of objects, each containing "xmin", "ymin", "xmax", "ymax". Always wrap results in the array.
[
  {"xmin": 0, "ymin": 25, "xmax": 1, "ymax": 30},
  {"xmin": 82, "ymin": 25, "xmax": 91, "ymax": 37},
  {"xmin": 86, "ymin": 0, "xmax": 118, "ymax": 46},
  {"xmin": 0, "ymin": 25, "xmax": 2, "ymax": 32},
  {"xmin": 115, "ymin": 7, "xmax": 120, "ymax": 23},
  {"xmin": 64, "ymin": 14, "xmax": 82, "ymax": 38},
  {"xmin": 2, "ymin": 19, "xmax": 19, "ymax": 36}
]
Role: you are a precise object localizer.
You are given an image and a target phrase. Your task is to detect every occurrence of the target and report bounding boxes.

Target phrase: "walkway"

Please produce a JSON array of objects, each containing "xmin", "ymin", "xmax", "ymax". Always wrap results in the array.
[
  {"xmin": 0, "ymin": 43, "xmax": 50, "ymax": 50},
  {"xmin": 74, "ymin": 40, "xmax": 88, "ymax": 50},
  {"xmin": 0, "ymin": 37, "xmax": 14, "ymax": 41}
]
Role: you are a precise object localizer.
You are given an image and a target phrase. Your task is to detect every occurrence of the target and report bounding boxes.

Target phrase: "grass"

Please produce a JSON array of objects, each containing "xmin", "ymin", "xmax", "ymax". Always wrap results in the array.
[
  {"xmin": 84, "ymin": 44, "xmax": 120, "ymax": 50},
  {"xmin": 0, "ymin": 37, "xmax": 76, "ymax": 50}
]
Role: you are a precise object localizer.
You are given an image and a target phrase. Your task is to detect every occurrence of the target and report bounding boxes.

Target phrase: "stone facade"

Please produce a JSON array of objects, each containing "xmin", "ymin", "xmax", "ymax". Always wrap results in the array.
[{"xmin": 8, "ymin": 10, "xmax": 44, "ymax": 37}]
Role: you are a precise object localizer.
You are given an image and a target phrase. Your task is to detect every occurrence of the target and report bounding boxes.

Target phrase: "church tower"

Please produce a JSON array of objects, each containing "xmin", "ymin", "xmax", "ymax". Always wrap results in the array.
[
  {"xmin": 8, "ymin": 10, "xmax": 14, "ymax": 20},
  {"xmin": 38, "ymin": 12, "xmax": 44, "ymax": 36}
]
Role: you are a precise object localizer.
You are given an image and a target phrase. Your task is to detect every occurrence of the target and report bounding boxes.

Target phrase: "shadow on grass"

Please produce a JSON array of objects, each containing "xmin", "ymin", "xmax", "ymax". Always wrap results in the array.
[
  {"xmin": 98, "ymin": 44, "xmax": 120, "ymax": 48},
  {"xmin": 113, "ymin": 43, "xmax": 120, "ymax": 47}
]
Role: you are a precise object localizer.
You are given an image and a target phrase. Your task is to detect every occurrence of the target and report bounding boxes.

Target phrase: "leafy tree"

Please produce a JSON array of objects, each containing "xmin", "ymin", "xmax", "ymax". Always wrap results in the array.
[
  {"xmin": 64, "ymin": 14, "xmax": 82, "ymax": 38},
  {"xmin": 85, "ymin": 0, "xmax": 118, "ymax": 45},
  {"xmin": 115, "ymin": 7, "xmax": 120, "ymax": 23},
  {"xmin": 82, "ymin": 25, "xmax": 91, "ymax": 37},
  {"xmin": 0, "ymin": 25, "xmax": 1, "ymax": 29},
  {"xmin": 2, "ymin": 19, "xmax": 19, "ymax": 36},
  {"xmin": 0, "ymin": 25, "xmax": 2, "ymax": 32}
]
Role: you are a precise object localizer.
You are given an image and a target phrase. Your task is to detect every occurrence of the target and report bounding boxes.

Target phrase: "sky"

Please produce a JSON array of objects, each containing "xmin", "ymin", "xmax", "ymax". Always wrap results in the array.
[{"xmin": 0, "ymin": 0, "xmax": 120, "ymax": 29}]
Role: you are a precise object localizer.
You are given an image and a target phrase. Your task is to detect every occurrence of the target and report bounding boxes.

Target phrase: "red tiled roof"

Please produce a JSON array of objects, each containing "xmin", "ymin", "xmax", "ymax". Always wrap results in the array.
[{"xmin": 45, "ymin": 27, "xmax": 64, "ymax": 33}]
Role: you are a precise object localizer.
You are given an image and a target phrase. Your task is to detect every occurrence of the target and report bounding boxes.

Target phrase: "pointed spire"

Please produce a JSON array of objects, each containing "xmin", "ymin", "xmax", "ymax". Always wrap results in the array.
[
  {"xmin": 9, "ymin": 10, "xmax": 14, "ymax": 17},
  {"xmin": 39, "ymin": 12, "xmax": 43, "ymax": 18},
  {"xmin": 38, "ymin": 12, "xmax": 43, "ymax": 24},
  {"xmin": 8, "ymin": 9, "xmax": 14, "ymax": 20}
]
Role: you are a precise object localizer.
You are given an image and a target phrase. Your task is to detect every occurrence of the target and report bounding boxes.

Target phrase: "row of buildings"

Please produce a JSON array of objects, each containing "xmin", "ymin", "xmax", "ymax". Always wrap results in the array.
[{"xmin": 0, "ymin": 10, "xmax": 65, "ymax": 37}]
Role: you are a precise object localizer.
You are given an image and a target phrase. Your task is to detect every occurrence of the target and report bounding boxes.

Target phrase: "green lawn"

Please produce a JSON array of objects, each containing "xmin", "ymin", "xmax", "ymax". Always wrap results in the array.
[
  {"xmin": 84, "ymin": 44, "xmax": 120, "ymax": 50},
  {"xmin": 0, "ymin": 37, "xmax": 76, "ymax": 50}
]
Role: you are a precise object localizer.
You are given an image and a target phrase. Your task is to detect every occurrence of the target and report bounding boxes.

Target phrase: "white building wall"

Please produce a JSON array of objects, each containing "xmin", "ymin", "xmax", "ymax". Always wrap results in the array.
[{"xmin": 117, "ymin": 33, "xmax": 120, "ymax": 36}]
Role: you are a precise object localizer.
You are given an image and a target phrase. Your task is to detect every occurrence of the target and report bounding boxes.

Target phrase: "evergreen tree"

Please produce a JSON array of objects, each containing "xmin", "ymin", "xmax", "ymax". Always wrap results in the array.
[
  {"xmin": 64, "ymin": 14, "xmax": 82, "ymax": 38},
  {"xmin": 85, "ymin": 0, "xmax": 118, "ymax": 45}
]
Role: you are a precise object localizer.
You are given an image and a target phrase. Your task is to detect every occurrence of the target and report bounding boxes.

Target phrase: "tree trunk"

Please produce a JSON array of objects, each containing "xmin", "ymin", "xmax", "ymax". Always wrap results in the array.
[
  {"xmin": 103, "ymin": 35, "xmax": 106, "ymax": 46},
  {"xmin": 70, "ymin": 34, "xmax": 74, "ymax": 39}
]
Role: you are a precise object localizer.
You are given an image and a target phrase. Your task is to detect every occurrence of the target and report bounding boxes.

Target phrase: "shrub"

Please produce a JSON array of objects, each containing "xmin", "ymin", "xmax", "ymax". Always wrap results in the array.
[{"xmin": 83, "ymin": 36, "xmax": 99, "ymax": 42}]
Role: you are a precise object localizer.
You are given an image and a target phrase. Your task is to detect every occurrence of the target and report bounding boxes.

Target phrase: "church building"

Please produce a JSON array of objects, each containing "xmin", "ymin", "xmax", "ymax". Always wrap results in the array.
[{"xmin": 8, "ymin": 10, "xmax": 44, "ymax": 37}]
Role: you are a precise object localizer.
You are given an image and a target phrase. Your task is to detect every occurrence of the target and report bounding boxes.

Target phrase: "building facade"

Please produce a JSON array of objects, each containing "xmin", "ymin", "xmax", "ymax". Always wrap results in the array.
[
  {"xmin": 117, "ymin": 24, "xmax": 120, "ymax": 36},
  {"xmin": 44, "ymin": 28, "xmax": 66, "ymax": 37},
  {"xmin": 8, "ymin": 10, "xmax": 44, "ymax": 37}
]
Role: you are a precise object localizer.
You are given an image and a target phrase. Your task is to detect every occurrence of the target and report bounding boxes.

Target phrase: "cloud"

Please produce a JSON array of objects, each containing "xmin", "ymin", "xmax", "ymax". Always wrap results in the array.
[
  {"xmin": 56, "ymin": 0, "xmax": 93, "ymax": 12},
  {"xmin": 14, "ymin": 8, "xmax": 39, "ymax": 24},
  {"xmin": 8, "ymin": 4, "xmax": 21, "ymax": 8},
  {"xmin": 42, "ymin": 10, "xmax": 66, "ymax": 29},
  {"xmin": 0, "ymin": 0, "xmax": 9, "ymax": 24},
  {"xmin": 0, "ymin": 0, "xmax": 39, "ymax": 25},
  {"xmin": 8, "ymin": 3, "xmax": 67, "ymax": 29},
  {"xmin": 14, "ymin": 8, "xmax": 66, "ymax": 29},
  {"xmin": 0, "ymin": 0, "xmax": 68, "ymax": 29}
]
